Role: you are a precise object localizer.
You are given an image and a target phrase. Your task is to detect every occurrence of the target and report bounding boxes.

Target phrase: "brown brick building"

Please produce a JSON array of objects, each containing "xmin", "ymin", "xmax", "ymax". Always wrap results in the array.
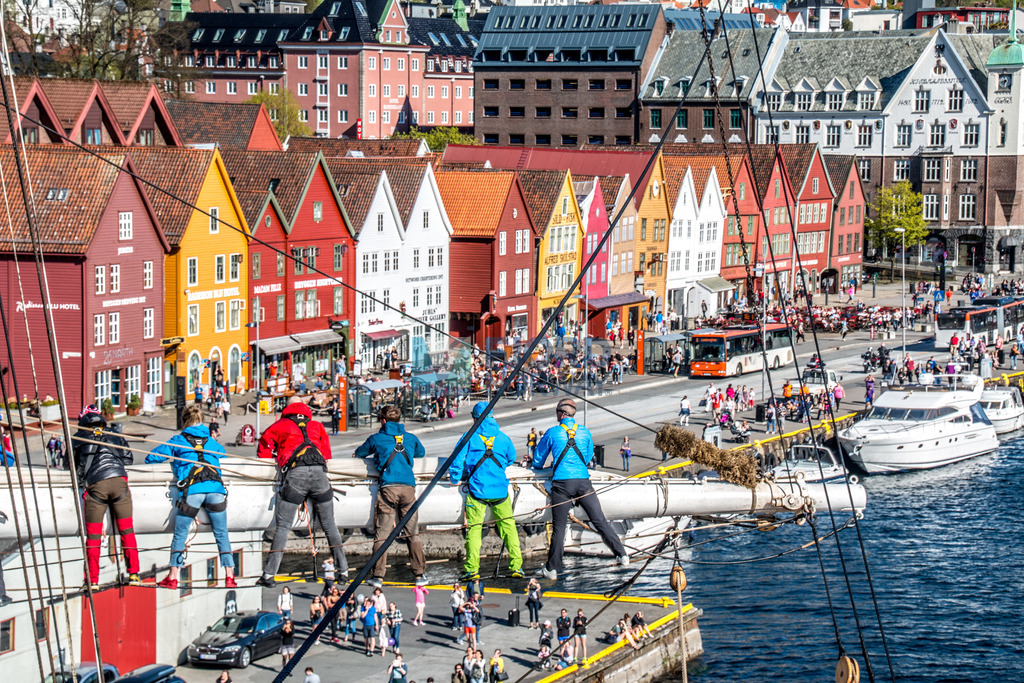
[{"xmin": 473, "ymin": 5, "xmax": 667, "ymax": 148}]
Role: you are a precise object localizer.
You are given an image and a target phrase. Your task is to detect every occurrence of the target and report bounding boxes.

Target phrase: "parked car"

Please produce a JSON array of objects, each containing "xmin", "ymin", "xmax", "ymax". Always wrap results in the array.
[
  {"xmin": 45, "ymin": 663, "xmax": 120, "ymax": 683},
  {"xmin": 186, "ymin": 611, "xmax": 284, "ymax": 669},
  {"xmin": 114, "ymin": 664, "xmax": 185, "ymax": 683}
]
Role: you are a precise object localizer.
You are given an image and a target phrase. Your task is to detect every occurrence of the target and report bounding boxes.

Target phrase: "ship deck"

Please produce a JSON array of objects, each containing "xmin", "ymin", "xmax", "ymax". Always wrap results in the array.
[{"xmin": 175, "ymin": 576, "xmax": 680, "ymax": 683}]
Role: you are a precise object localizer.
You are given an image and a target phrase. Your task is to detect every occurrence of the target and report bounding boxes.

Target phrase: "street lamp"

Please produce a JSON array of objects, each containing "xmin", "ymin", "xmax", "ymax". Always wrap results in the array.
[
  {"xmin": 894, "ymin": 227, "xmax": 907, "ymax": 363},
  {"xmin": 573, "ymin": 293, "xmax": 589, "ymax": 426},
  {"xmin": 754, "ymin": 263, "xmax": 766, "ymax": 402},
  {"xmin": 246, "ymin": 316, "xmax": 261, "ymax": 436}
]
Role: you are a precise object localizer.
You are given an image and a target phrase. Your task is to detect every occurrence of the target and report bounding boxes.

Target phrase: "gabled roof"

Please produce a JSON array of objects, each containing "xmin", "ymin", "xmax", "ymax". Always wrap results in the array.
[
  {"xmin": 115, "ymin": 146, "xmax": 229, "ymax": 245},
  {"xmin": 442, "ymin": 145, "xmax": 658, "ymax": 210},
  {"xmin": 320, "ymin": 162, "xmax": 385, "ymax": 229},
  {"xmin": 0, "ymin": 77, "xmax": 65, "ymax": 145},
  {"xmin": 165, "ymin": 99, "xmax": 281, "ymax": 151},
  {"xmin": 597, "ymin": 175, "xmax": 629, "ymax": 214},
  {"xmin": 475, "ymin": 5, "xmax": 663, "ymax": 68},
  {"xmin": 435, "ymin": 169, "xmax": 516, "ymax": 238},
  {"xmin": 0, "ymin": 146, "xmax": 167, "ymax": 254},
  {"xmin": 778, "ymin": 144, "xmax": 819, "ymax": 196},
  {"xmin": 407, "ymin": 15, "xmax": 485, "ymax": 58},
  {"xmin": 288, "ymin": 136, "xmax": 430, "ymax": 157},
  {"xmin": 35, "ymin": 79, "xmax": 125, "ymax": 144},
  {"xmin": 823, "ymin": 154, "xmax": 856, "ymax": 196},
  {"xmin": 321, "ymin": 158, "xmax": 427, "ymax": 225},
  {"xmin": 517, "ymin": 169, "xmax": 567, "ymax": 231},
  {"xmin": 664, "ymin": 9, "xmax": 751, "ymax": 31},
  {"xmin": 661, "ymin": 155, "xmax": 731, "ymax": 211},
  {"xmin": 186, "ymin": 12, "xmax": 309, "ymax": 49},
  {"xmin": 98, "ymin": 81, "xmax": 183, "ymax": 145},
  {"xmin": 220, "ymin": 150, "xmax": 319, "ymax": 227}
]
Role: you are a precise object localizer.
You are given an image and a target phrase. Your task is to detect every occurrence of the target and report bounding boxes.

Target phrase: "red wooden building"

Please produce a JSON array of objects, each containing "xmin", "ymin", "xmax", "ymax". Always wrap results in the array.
[
  {"xmin": 222, "ymin": 149, "xmax": 356, "ymax": 390},
  {"xmin": 0, "ymin": 147, "xmax": 169, "ymax": 413},
  {"xmin": 824, "ymin": 155, "xmax": 866, "ymax": 294},
  {"xmin": 782, "ymin": 145, "xmax": 835, "ymax": 296},
  {"xmin": 164, "ymin": 100, "xmax": 282, "ymax": 151},
  {"xmin": 435, "ymin": 169, "xmax": 539, "ymax": 350}
]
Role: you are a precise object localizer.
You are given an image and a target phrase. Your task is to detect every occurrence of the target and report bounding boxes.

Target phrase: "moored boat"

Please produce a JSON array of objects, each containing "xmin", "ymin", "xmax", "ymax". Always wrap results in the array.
[{"xmin": 979, "ymin": 385, "xmax": 1024, "ymax": 434}]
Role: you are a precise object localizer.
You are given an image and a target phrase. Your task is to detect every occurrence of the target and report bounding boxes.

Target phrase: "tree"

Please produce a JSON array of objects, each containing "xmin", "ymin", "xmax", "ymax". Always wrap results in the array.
[
  {"xmin": 246, "ymin": 88, "xmax": 312, "ymax": 141},
  {"xmin": 55, "ymin": 0, "xmax": 162, "ymax": 80},
  {"xmin": 841, "ymin": 18, "xmax": 853, "ymax": 31},
  {"xmin": 391, "ymin": 126, "xmax": 479, "ymax": 152},
  {"xmin": 865, "ymin": 180, "xmax": 929, "ymax": 281}
]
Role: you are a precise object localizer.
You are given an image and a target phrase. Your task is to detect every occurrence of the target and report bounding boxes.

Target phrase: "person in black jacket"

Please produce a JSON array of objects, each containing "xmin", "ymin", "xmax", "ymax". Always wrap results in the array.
[{"xmin": 72, "ymin": 404, "xmax": 139, "ymax": 587}]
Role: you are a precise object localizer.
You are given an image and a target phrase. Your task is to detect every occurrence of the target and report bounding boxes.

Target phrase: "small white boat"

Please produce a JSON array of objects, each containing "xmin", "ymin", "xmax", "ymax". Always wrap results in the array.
[
  {"xmin": 838, "ymin": 374, "xmax": 999, "ymax": 474},
  {"xmin": 771, "ymin": 443, "xmax": 852, "ymax": 484},
  {"xmin": 979, "ymin": 385, "xmax": 1024, "ymax": 434}
]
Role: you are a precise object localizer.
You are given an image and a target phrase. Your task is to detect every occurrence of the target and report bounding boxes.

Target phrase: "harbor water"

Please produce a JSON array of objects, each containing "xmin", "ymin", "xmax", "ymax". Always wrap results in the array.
[{"xmin": 551, "ymin": 437, "xmax": 1024, "ymax": 682}]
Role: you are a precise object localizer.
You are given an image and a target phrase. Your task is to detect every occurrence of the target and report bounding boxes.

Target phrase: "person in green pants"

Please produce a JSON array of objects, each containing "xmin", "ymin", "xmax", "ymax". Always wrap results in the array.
[{"xmin": 448, "ymin": 402, "xmax": 524, "ymax": 581}]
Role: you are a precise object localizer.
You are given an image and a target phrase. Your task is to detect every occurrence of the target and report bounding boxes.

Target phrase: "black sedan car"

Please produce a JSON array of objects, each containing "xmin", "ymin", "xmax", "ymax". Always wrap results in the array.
[
  {"xmin": 114, "ymin": 664, "xmax": 185, "ymax": 683},
  {"xmin": 186, "ymin": 611, "xmax": 284, "ymax": 669}
]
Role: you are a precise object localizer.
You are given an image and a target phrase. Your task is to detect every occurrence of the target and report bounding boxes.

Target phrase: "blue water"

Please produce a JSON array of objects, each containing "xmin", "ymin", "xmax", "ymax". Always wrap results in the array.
[{"xmin": 555, "ymin": 438, "xmax": 1024, "ymax": 682}]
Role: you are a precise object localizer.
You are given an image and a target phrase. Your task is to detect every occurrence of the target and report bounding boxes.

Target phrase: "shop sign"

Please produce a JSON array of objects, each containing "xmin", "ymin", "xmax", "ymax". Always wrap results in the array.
[
  {"xmin": 117, "ymin": 246, "xmax": 134, "ymax": 256},
  {"xmin": 254, "ymin": 283, "xmax": 282, "ymax": 295},
  {"xmin": 293, "ymin": 277, "xmax": 342, "ymax": 290},
  {"xmin": 506, "ymin": 304, "xmax": 526, "ymax": 313},
  {"xmin": 102, "ymin": 295, "xmax": 147, "ymax": 308},
  {"xmin": 16, "ymin": 300, "xmax": 80, "ymax": 312},
  {"xmin": 102, "ymin": 347, "xmax": 134, "ymax": 365},
  {"xmin": 367, "ymin": 318, "xmax": 384, "ymax": 326},
  {"xmin": 186, "ymin": 287, "xmax": 240, "ymax": 302}
]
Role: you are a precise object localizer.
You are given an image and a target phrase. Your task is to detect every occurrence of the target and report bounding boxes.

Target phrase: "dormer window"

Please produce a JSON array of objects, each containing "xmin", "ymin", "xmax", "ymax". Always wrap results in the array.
[
  {"xmin": 796, "ymin": 93, "xmax": 812, "ymax": 111},
  {"xmin": 765, "ymin": 93, "xmax": 781, "ymax": 111},
  {"xmin": 827, "ymin": 92, "xmax": 844, "ymax": 110},
  {"xmin": 858, "ymin": 92, "xmax": 875, "ymax": 110},
  {"xmin": 320, "ymin": 30, "xmax": 329, "ymax": 40},
  {"xmin": 654, "ymin": 79, "xmax": 665, "ymax": 96},
  {"xmin": 679, "ymin": 77, "xmax": 691, "ymax": 95}
]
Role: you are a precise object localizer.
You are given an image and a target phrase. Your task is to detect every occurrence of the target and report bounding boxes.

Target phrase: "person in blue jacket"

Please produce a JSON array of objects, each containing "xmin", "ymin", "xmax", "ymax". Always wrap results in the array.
[
  {"xmin": 448, "ymin": 402, "xmax": 524, "ymax": 581},
  {"xmin": 355, "ymin": 405, "xmax": 427, "ymax": 587},
  {"xmin": 147, "ymin": 404, "xmax": 236, "ymax": 589},
  {"xmin": 531, "ymin": 398, "xmax": 627, "ymax": 579}
]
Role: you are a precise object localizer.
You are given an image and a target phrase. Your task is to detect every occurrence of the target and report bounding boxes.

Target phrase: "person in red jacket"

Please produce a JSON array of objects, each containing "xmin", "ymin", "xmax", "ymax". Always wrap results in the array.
[{"xmin": 255, "ymin": 397, "xmax": 348, "ymax": 587}]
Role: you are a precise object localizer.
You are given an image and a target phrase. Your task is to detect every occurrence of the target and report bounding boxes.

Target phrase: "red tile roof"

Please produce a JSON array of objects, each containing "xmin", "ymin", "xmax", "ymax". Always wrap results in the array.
[
  {"xmin": 435, "ymin": 169, "xmax": 516, "ymax": 238},
  {"xmin": 320, "ymin": 162, "xmax": 384, "ymax": 231},
  {"xmin": 0, "ymin": 146, "xmax": 128, "ymax": 254},
  {"xmin": 220, "ymin": 149, "xmax": 319, "ymax": 226},
  {"xmin": 165, "ymin": 99, "xmax": 279, "ymax": 150},
  {"xmin": 779, "ymin": 144, "xmax": 819, "ymax": 195},
  {"xmin": 322, "ymin": 158, "xmax": 428, "ymax": 226},
  {"xmin": 516, "ymin": 169, "xmax": 567, "ymax": 231},
  {"xmin": 288, "ymin": 137, "xmax": 428, "ymax": 157}
]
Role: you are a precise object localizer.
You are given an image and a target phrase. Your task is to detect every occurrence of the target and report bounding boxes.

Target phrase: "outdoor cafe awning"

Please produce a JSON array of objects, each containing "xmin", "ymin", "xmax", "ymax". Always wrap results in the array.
[
  {"xmin": 411, "ymin": 372, "xmax": 453, "ymax": 384},
  {"xmin": 697, "ymin": 276, "xmax": 736, "ymax": 293},
  {"xmin": 586, "ymin": 292, "xmax": 650, "ymax": 311},
  {"xmin": 291, "ymin": 330, "xmax": 346, "ymax": 346},
  {"xmin": 255, "ymin": 335, "xmax": 302, "ymax": 355},
  {"xmin": 360, "ymin": 379, "xmax": 406, "ymax": 392},
  {"xmin": 363, "ymin": 328, "xmax": 405, "ymax": 341}
]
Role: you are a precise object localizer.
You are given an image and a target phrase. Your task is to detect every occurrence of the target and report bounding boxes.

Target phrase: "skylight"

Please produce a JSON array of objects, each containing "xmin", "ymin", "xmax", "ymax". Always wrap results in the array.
[
  {"xmin": 440, "ymin": 33, "xmax": 451, "ymax": 46},
  {"xmin": 329, "ymin": 1, "xmax": 340, "ymax": 15},
  {"xmin": 355, "ymin": 2, "xmax": 366, "ymax": 16},
  {"xmin": 213, "ymin": 29, "xmax": 224, "ymax": 41},
  {"xmin": 278, "ymin": 29, "xmax": 288, "ymax": 41},
  {"xmin": 427, "ymin": 32, "xmax": 440, "ymax": 45},
  {"xmin": 256, "ymin": 29, "xmax": 266, "ymax": 41},
  {"xmin": 234, "ymin": 29, "xmax": 245, "ymax": 42},
  {"xmin": 192, "ymin": 28, "xmax": 204, "ymax": 40}
]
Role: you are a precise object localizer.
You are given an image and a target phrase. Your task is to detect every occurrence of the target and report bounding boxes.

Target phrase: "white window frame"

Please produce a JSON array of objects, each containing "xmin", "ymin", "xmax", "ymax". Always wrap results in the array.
[
  {"xmin": 93, "ymin": 314, "xmax": 105, "ymax": 346},
  {"xmin": 118, "ymin": 211, "xmax": 133, "ymax": 240},
  {"xmin": 187, "ymin": 304, "xmax": 200, "ymax": 336},
  {"xmin": 143, "ymin": 261, "xmax": 153, "ymax": 289},
  {"xmin": 108, "ymin": 312, "xmax": 120, "ymax": 345},
  {"xmin": 143, "ymin": 308, "xmax": 154, "ymax": 339}
]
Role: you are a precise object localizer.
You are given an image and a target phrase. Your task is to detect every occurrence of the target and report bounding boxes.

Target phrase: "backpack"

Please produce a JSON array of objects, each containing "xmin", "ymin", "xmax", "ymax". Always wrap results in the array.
[{"xmin": 280, "ymin": 413, "xmax": 327, "ymax": 472}]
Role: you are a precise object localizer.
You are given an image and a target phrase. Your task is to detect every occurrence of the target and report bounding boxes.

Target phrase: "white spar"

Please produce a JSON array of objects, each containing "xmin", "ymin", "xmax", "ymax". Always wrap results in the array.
[{"xmin": 0, "ymin": 459, "xmax": 866, "ymax": 538}]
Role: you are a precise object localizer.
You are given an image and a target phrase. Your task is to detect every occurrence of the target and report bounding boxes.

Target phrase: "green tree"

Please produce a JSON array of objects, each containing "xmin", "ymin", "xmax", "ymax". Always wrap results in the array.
[
  {"xmin": 391, "ymin": 126, "xmax": 479, "ymax": 152},
  {"xmin": 842, "ymin": 18, "xmax": 853, "ymax": 31},
  {"xmin": 246, "ymin": 88, "xmax": 311, "ymax": 141},
  {"xmin": 866, "ymin": 180, "xmax": 928, "ymax": 281}
]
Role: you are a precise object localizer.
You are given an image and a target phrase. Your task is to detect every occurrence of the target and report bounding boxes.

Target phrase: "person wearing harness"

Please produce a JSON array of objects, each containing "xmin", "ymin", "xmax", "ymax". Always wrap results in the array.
[
  {"xmin": 255, "ymin": 397, "xmax": 348, "ymax": 587},
  {"xmin": 447, "ymin": 402, "xmax": 524, "ymax": 581},
  {"xmin": 354, "ymin": 405, "xmax": 427, "ymax": 587},
  {"xmin": 530, "ymin": 399, "xmax": 627, "ymax": 580},
  {"xmin": 71, "ymin": 404, "xmax": 140, "ymax": 588},
  {"xmin": 146, "ymin": 404, "xmax": 236, "ymax": 589}
]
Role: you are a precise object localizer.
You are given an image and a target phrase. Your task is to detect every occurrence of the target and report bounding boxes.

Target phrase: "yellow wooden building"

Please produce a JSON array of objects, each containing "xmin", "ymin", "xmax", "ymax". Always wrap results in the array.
[
  {"xmin": 633, "ymin": 152, "xmax": 673, "ymax": 325},
  {"xmin": 128, "ymin": 147, "xmax": 250, "ymax": 400},
  {"xmin": 518, "ymin": 169, "xmax": 585, "ymax": 335}
]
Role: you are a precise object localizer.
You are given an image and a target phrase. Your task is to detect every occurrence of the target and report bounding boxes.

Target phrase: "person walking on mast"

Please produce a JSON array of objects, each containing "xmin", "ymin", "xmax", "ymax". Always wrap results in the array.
[
  {"xmin": 71, "ymin": 405, "xmax": 140, "ymax": 587},
  {"xmin": 531, "ymin": 399, "xmax": 627, "ymax": 579},
  {"xmin": 254, "ymin": 397, "xmax": 348, "ymax": 587},
  {"xmin": 355, "ymin": 405, "xmax": 428, "ymax": 587},
  {"xmin": 447, "ymin": 402, "xmax": 524, "ymax": 581},
  {"xmin": 146, "ymin": 404, "xmax": 236, "ymax": 588}
]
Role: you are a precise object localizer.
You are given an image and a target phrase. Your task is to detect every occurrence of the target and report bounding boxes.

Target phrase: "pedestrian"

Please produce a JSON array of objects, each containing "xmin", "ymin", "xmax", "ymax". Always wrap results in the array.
[
  {"xmin": 360, "ymin": 596, "xmax": 377, "ymax": 656},
  {"xmin": 216, "ymin": 671, "xmax": 232, "ymax": 683},
  {"xmin": 343, "ymin": 596, "xmax": 358, "ymax": 642},
  {"xmin": 387, "ymin": 654, "xmax": 408, "ymax": 683},
  {"xmin": 330, "ymin": 397, "xmax": 341, "ymax": 435},
  {"xmin": 572, "ymin": 608, "xmax": 588, "ymax": 662},
  {"xmin": 459, "ymin": 598, "xmax": 480, "ymax": 650},
  {"xmin": 386, "ymin": 602, "xmax": 403, "ymax": 653},
  {"xmin": 220, "ymin": 392, "xmax": 231, "ymax": 424},
  {"xmin": 278, "ymin": 586, "xmax": 293, "ymax": 620},
  {"xmin": 303, "ymin": 667, "xmax": 320, "ymax": 683},
  {"xmin": 47, "ymin": 436, "xmax": 58, "ymax": 467},
  {"xmin": 678, "ymin": 396, "xmax": 691, "ymax": 426},
  {"xmin": 412, "ymin": 584, "xmax": 429, "ymax": 625},
  {"xmin": 322, "ymin": 558, "xmax": 336, "ymax": 594},
  {"xmin": 254, "ymin": 397, "xmax": 348, "ymax": 587},
  {"xmin": 525, "ymin": 578, "xmax": 543, "ymax": 629},
  {"xmin": 279, "ymin": 620, "xmax": 295, "ymax": 668},
  {"xmin": 468, "ymin": 651, "xmax": 487, "ymax": 683},
  {"xmin": 832, "ymin": 383, "xmax": 844, "ymax": 412},
  {"xmin": 526, "ymin": 428, "xmax": 538, "ymax": 461},
  {"xmin": 531, "ymin": 399, "xmax": 628, "ymax": 579},
  {"xmin": 555, "ymin": 609, "xmax": 571, "ymax": 656},
  {"xmin": 71, "ymin": 404, "xmax": 140, "ymax": 587},
  {"xmin": 309, "ymin": 595, "xmax": 324, "ymax": 629},
  {"xmin": 450, "ymin": 582, "xmax": 466, "ymax": 630},
  {"xmin": 355, "ymin": 405, "xmax": 427, "ymax": 587},
  {"xmin": 451, "ymin": 663, "xmax": 468, "ymax": 683},
  {"xmin": 488, "ymin": 649, "xmax": 506, "ymax": 683},
  {"xmin": 864, "ymin": 375, "xmax": 875, "ymax": 408},
  {"xmin": 324, "ymin": 586, "xmax": 342, "ymax": 643},
  {"xmin": 447, "ymin": 402, "xmax": 524, "ymax": 581},
  {"xmin": 619, "ymin": 436, "xmax": 631, "ymax": 472}
]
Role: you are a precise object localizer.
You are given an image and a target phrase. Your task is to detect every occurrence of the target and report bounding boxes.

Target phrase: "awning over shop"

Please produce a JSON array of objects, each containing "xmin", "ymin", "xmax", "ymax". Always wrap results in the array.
[
  {"xmin": 360, "ymin": 379, "xmax": 406, "ymax": 392},
  {"xmin": 586, "ymin": 292, "xmax": 650, "ymax": 311},
  {"xmin": 363, "ymin": 328, "xmax": 405, "ymax": 341},
  {"xmin": 255, "ymin": 335, "xmax": 302, "ymax": 355},
  {"xmin": 411, "ymin": 371, "xmax": 453, "ymax": 384},
  {"xmin": 291, "ymin": 329, "xmax": 346, "ymax": 346},
  {"xmin": 697, "ymin": 276, "xmax": 736, "ymax": 293},
  {"xmin": 999, "ymin": 236, "xmax": 1021, "ymax": 249}
]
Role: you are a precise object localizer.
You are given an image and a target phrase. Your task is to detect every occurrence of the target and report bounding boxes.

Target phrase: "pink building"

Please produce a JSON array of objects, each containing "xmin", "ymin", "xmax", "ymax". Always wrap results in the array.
[{"xmin": 575, "ymin": 177, "xmax": 610, "ymax": 300}]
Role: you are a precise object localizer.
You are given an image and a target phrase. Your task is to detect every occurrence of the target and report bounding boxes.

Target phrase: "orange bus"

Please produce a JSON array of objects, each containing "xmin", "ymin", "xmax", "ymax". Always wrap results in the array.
[{"xmin": 688, "ymin": 324, "xmax": 795, "ymax": 378}]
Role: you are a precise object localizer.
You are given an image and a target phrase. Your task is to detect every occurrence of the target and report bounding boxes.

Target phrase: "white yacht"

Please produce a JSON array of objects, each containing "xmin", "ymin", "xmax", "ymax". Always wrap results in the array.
[
  {"xmin": 771, "ymin": 443, "xmax": 852, "ymax": 484},
  {"xmin": 838, "ymin": 375, "xmax": 998, "ymax": 474},
  {"xmin": 979, "ymin": 385, "xmax": 1024, "ymax": 434}
]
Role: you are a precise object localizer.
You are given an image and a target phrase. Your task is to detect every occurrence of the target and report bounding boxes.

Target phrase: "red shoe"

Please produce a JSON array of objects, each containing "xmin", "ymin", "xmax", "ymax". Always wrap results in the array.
[
  {"xmin": 225, "ymin": 576, "xmax": 237, "ymax": 588},
  {"xmin": 157, "ymin": 576, "xmax": 177, "ymax": 590}
]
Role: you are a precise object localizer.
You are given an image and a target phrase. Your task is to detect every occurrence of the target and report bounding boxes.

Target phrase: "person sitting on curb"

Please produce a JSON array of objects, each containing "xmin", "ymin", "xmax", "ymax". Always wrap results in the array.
[
  {"xmin": 147, "ymin": 404, "xmax": 235, "ymax": 589},
  {"xmin": 447, "ymin": 402, "xmax": 524, "ymax": 581}
]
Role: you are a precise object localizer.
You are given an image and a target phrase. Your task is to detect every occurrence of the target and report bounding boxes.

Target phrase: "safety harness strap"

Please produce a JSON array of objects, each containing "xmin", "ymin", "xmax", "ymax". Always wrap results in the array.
[
  {"xmin": 551, "ymin": 423, "xmax": 588, "ymax": 476},
  {"xmin": 281, "ymin": 414, "xmax": 328, "ymax": 472},
  {"xmin": 381, "ymin": 433, "xmax": 412, "ymax": 473},
  {"xmin": 467, "ymin": 435, "xmax": 504, "ymax": 481}
]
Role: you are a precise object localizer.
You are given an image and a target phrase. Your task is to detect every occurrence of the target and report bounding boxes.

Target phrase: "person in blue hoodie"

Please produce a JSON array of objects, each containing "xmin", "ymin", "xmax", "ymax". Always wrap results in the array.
[
  {"xmin": 448, "ymin": 402, "xmax": 523, "ymax": 581},
  {"xmin": 146, "ymin": 404, "xmax": 236, "ymax": 589},
  {"xmin": 531, "ymin": 398, "xmax": 627, "ymax": 580},
  {"xmin": 354, "ymin": 404, "xmax": 427, "ymax": 587}
]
